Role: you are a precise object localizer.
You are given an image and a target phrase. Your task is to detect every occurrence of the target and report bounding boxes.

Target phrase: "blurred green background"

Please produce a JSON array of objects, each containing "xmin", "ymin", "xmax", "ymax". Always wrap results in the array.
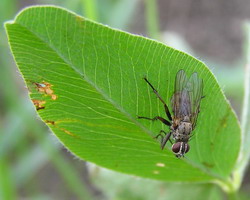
[{"xmin": 1, "ymin": 0, "xmax": 250, "ymax": 199}]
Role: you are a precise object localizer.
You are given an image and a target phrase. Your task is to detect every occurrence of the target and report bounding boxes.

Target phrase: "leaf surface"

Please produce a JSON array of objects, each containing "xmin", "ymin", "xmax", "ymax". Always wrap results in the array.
[{"xmin": 5, "ymin": 6, "xmax": 241, "ymax": 183}]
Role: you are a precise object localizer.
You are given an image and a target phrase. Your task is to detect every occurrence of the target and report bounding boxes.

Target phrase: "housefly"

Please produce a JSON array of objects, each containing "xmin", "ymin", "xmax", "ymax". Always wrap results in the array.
[{"xmin": 138, "ymin": 69, "xmax": 204, "ymax": 157}]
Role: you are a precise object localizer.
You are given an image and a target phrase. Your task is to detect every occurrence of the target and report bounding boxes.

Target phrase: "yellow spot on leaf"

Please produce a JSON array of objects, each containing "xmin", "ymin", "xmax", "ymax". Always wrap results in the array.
[
  {"xmin": 156, "ymin": 163, "xmax": 165, "ymax": 167},
  {"xmin": 153, "ymin": 170, "xmax": 160, "ymax": 174},
  {"xmin": 60, "ymin": 127, "xmax": 76, "ymax": 137},
  {"xmin": 76, "ymin": 15, "xmax": 84, "ymax": 22},
  {"xmin": 51, "ymin": 94, "xmax": 57, "ymax": 100},
  {"xmin": 45, "ymin": 120, "xmax": 79, "ymax": 139},
  {"xmin": 32, "ymin": 99, "xmax": 45, "ymax": 110}
]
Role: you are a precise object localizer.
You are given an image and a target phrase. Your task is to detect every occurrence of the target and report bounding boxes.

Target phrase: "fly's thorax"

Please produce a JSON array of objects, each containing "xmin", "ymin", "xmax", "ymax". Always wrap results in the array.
[
  {"xmin": 178, "ymin": 121, "xmax": 192, "ymax": 135},
  {"xmin": 171, "ymin": 121, "xmax": 192, "ymax": 142}
]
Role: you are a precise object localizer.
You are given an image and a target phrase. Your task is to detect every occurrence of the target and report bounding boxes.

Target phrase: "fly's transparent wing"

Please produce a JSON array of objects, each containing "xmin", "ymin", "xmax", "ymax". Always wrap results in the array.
[
  {"xmin": 187, "ymin": 72, "xmax": 203, "ymax": 128},
  {"xmin": 175, "ymin": 70, "xmax": 189, "ymax": 92},
  {"xmin": 171, "ymin": 70, "xmax": 203, "ymax": 127},
  {"xmin": 171, "ymin": 70, "xmax": 191, "ymax": 120}
]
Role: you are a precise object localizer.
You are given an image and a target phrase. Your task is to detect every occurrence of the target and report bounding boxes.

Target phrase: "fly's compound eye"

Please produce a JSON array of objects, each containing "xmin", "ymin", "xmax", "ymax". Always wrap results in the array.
[
  {"xmin": 172, "ymin": 142, "xmax": 182, "ymax": 153},
  {"xmin": 184, "ymin": 143, "xmax": 190, "ymax": 153},
  {"xmin": 172, "ymin": 142, "xmax": 190, "ymax": 155}
]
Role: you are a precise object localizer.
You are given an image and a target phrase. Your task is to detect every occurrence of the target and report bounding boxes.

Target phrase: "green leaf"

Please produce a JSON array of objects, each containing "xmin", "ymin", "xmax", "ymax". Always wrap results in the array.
[{"xmin": 5, "ymin": 6, "xmax": 241, "ymax": 186}]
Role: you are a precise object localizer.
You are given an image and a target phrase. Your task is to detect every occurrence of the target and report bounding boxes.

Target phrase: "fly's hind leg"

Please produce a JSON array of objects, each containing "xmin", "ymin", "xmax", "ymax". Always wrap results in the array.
[{"xmin": 143, "ymin": 78, "xmax": 172, "ymax": 121}]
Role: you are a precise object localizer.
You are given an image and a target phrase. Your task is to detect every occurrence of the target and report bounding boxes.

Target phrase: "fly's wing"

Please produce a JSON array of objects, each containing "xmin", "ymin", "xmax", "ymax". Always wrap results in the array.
[
  {"xmin": 186, "ymin": 72, "xmax": 203, "ymax": 129},
  {"xmin": 171, "ymin": 70, "xmax": 191, "ymax": 120}
]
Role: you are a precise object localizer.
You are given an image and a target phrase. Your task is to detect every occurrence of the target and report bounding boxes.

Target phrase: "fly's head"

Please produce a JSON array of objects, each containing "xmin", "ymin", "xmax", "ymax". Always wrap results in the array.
[{"xmin": 171, "ymin": 142, "xmax": 190, "ymax": 158}]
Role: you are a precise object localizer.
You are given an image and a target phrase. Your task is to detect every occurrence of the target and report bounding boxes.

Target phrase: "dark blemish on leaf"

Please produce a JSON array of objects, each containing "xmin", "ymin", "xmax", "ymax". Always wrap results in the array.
[
  {"xmin": 32, "ymin": 99, "xmax": 45, "ymax": 110},
  {"xmin": 34, "ymin": 82, "xmax": 58, "ymax": 100},
  {"xmin": 202, "ymin": 161, "xmax": 214, "ymax": 168},
  {"xmin": 45, "ymin": 120, "xmax": 55, "ymax": 125},
  {"xmin": 216, "ymin": 108, "xmax": 230, "ymax": 134},
  {"xmin": 76, "ymin": 15, "xmax": 84, "ymax": 22},
  {"xmin": 210, "ymin": 142, "xmax": 215, "ymax": 151},
  {"xmin": 114, "ymin": 163, "xmax": 119, "ymax": 168}
]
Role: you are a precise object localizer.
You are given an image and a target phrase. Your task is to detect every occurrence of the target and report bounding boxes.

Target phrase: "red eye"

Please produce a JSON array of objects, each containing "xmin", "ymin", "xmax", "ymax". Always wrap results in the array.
[
  {"xmin": 185, "ymin": 143, "xmax": 190, "ymax": 153},
  {"xmin": 172, "ymin": 142, "xmax": 181, "ymax": 153},
  {"xmin": 172, "ymin": 142, "xmax": 190, "ymax": 154}
]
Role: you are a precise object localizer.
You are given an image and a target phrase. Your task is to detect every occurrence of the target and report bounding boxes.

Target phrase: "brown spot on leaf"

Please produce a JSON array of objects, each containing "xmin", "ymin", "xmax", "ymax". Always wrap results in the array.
[
  {"xmin": 202, "ymin": 161, "xmax": 214, "ymax": 168},
  {"xmin": 60, "ymin": 128, "xmax": 77, "ymax": 137},
  {"xmin": 76, "ymin": 15, "xmax": 84, "ymax": 22},
  {"xmin": 210, "ymin": 142, "xmax": 215, "ymax": 151},
  {"xmin": 45, "ymin": 120, "xmax": 55, "ymax": 125},
  {"xmin": 45, "ymin": 120, "xmax": 79, "ymax": 138},
  {"xmin": 216, "ymin": 108, "xmax": 230, "ymax": 134},
  {"xmin": 34, "ymin": 82, "xmax": 57, "ymax": 100},
  {"xmin": 51, "ymin": 94, "xmax": 57, "ymax": 100},
  {"xmin": 32, "ymin": 99, "xmax": 45, "ymax": 110}
]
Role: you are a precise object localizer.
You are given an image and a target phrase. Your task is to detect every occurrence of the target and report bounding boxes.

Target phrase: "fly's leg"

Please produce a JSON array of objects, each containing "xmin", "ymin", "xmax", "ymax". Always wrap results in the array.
[
  {"xmin": 154, "ymin": 130, "xmax": 167, "ymax": 141},
  {"xmin": 169, "ymin": 138, "xmax": 173, "ymax": 145},
  {"xmin": 154, "ymin": 130, "xmax": 172, "ymax": 149},
  {"xmin": 137, "ymin": 116, "xmax": 171, "ymax": 126},
  {"xmin": 143, "ymin": 78, "xmax": 172, "ymax": 121},
  {"xmin": 160, "ymin": 131, "xmax": 172, "ymax": 149}
]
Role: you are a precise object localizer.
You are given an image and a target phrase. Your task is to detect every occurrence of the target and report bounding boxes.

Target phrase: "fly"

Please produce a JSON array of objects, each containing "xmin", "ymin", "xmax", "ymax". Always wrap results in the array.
[{"xmin": 138, "ymin": 69, "xmax": 204, "ymax": 157}]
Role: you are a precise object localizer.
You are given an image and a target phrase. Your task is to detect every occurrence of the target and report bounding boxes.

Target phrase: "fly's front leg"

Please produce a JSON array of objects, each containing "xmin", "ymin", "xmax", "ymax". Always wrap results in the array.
[
  {"xmin": 154, "ymin": 130, "xmax": 167, "ymax": 141},
  {"xmin": 160, "ymin": 131, "xmax": 172, "ymax": 149},
  {"xmin": 154, "ymin": 130, "xmax": 172, "ymax": 150},
  {"xmin": 169, "ymin": 138, "xmax": 173, "ymax": 145},
  {"xmin": 137, "ymin": 116, "xmax": 171, "ymax": 126}
]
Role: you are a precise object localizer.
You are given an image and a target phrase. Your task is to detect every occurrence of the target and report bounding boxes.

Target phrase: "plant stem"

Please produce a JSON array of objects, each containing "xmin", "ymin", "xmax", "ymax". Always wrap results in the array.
[
  {"xmin": 145, "ymin": 0, "xmax": 160, "ymax": 40},
  {"xmin": 233, "ymin": 21, "xmax": 250, "ymax": 190},
  {"xmin": 227, "ymin": 191, "xmax": 240, "ymax": 200},
  {"xmin": 81, "ymin": 0, "xmax": 98, "ymax": 21}
]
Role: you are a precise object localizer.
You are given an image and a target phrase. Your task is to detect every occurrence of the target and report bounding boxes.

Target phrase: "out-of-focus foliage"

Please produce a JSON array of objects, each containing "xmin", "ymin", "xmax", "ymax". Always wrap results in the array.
[{"xmin": 1, "ymin": 0, "xmax": 249, "ymax": 200}]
